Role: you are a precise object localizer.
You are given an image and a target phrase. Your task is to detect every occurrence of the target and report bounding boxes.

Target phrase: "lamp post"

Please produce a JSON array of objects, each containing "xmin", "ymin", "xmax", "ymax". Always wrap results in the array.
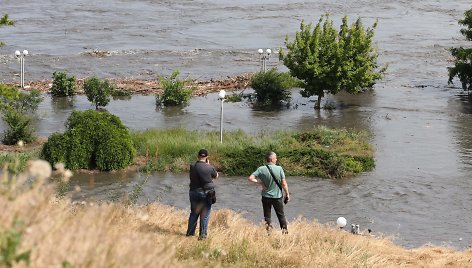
[
  {"xmin": 15, "ymin": 50, "xmax": 28, "ymax": 89},
  {"xmin": 218, "ymin": 90, "xmax": 226, "ymax": 143},
  {"xmin": 258, "ymin": 48, "xmax": 271, "ymax": 72}
]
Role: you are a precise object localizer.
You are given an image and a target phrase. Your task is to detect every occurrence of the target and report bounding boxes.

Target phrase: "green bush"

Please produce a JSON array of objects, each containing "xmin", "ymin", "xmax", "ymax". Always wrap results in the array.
[
  {"xmin": 96, "ymin": 135, "xmax": 135, "ymax": 170},
  {"xmin": 2, "ymin": 109, "xmax": 33, "ymax": 145},
  {"xmin": 155, "ymin": 70, "xmax": 194, "ymax": 106},
  {"xmin": 41, "ymin": 110, "xmax": 136, "ymax": 171},
  {"xmin": 250, "ymin": 69, "xmax": 297, "ymax": 106},
  {"xmin": 84, "ymin": 76, "xmax": 113, "ymax": 109},
  {"xmin": 0, "ymin": 85, "xmax": 42, "ymax": 145},
  {"xmin": 40, "ymin": 133, "xmax": 67, "ymax": 166},
  {"xmin": 51, "ymin": 71, "xmax": 76, "ymax": 97}
]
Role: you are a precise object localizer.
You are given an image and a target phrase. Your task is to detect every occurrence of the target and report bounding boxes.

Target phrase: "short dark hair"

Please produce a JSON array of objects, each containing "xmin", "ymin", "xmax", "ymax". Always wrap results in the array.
[
  {"xmin": 198, "ymin": 149, "xmax": 208, "ymax": 157},
  {"xmin": 266, "ymin": 151, "xmax": 276, "ymax": 162}
]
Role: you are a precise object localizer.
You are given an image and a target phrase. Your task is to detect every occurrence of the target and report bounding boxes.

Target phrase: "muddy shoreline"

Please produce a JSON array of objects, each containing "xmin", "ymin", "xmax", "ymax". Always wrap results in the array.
[{"xmin": 3, "ymin": 73, "xmax": 253, "ymax": 96}]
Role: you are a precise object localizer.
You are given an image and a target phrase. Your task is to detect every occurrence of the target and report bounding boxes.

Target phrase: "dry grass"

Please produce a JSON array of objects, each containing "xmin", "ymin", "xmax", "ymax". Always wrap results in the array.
[{"xmin": 2, "ymin": 167, "xmax": 472, "ymax": 267}]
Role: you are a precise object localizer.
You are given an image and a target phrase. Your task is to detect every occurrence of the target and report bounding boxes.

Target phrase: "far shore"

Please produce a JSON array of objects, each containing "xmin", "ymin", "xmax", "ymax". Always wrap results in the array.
[{"xmin": 3, "ymin": 73, "xmax": 254, "ymax": 96}]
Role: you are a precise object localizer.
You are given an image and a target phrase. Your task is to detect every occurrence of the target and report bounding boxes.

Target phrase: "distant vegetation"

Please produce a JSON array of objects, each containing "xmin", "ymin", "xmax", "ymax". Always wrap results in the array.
[
  {"xmin": 280, "ymin": 15, "xmax": 385, "ymax": 109},
  {"xmin": 84, "ymin": 76, "xmax": 114, "ymax": 109},
  {"xmin": 155, "ymin": 70, "xmax": 195, "ymax": 107},
  {"xmin": 250, "ymin": 69, "xmax": 301, "ymax": 107},
  {"xmin": 132, "ymin": 127, "xmax": 374, "ymax": 179},
  {"xmin": 448, "ymin": 8, "xmax": 472, "ymax": 93},
  {"xmin": 51, "ymin": 71, "xmax": 76, "ymax": 97},
  {"xmin": 0, "ymin": 14, "xmax": 15, "ymax": 47}
]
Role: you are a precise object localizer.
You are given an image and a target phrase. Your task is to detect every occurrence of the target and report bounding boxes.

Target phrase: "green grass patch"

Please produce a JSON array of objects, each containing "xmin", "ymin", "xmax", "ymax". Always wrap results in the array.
[
  {"xmin": 131, "ymin": 126, "xmax": 374, "ymax": 179},
  {"xmin": 0, "ymin": 149, "xmax": 40, "ymax": 174}
]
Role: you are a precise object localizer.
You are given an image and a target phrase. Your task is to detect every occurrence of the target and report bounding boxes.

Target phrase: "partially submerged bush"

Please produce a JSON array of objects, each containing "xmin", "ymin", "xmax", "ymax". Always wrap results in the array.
[
  {"xmin": 84, "ymin": 76, "xmax": 114, "ymax": 109},
  {"xmin": 155, "ymin": 70, "xmax": 194, "ymax": 106},
  {"xmin": 250, "ymin": 69, "xmax": 300, "ymax": 107},
  {"xmin": 51, "ymin": 71, "xmax": 76, "ymax": 97},
  {"xmin": 41, "ymin": 110, "xmax": 135, "ymax": 171}
]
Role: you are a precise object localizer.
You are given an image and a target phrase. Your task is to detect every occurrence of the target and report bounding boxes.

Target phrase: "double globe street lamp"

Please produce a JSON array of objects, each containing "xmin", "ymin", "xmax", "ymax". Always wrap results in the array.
[
  {"xmin": 15, "ymin": 50, "xmax": 29, "ymax": 89},
  {"xmin": 258, "ymin": 48, "xmax": 271, "ymax": 72}
]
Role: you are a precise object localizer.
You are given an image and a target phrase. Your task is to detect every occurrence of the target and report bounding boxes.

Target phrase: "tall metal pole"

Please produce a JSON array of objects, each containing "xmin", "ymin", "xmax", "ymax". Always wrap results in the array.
[
  {"xmin": 219, "ymin": 98, "xmax": 224, "ymax": 143},
  {"xmin": 262, "ymin": 56, "xmax": 266, "ymax": 72},
  {"xmin": 20, "ymin": 56, "xmax": 24, "ymax": 89}
]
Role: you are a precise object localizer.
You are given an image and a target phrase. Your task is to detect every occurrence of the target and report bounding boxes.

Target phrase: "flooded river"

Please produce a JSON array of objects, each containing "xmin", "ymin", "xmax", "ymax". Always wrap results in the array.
[{"xmin": 2, "ymin": 0, "xmax": 472, "ymax": 249}]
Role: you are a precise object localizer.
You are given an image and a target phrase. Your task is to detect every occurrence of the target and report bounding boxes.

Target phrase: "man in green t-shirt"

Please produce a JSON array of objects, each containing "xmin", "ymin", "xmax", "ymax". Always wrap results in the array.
[{"xmin": 248, "ymin": 151, "xmax": 290, "ymax": 233}]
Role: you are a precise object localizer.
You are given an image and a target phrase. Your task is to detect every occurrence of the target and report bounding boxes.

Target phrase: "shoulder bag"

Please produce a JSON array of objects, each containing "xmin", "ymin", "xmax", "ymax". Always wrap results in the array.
[{"xmin": 265, "ymin": 165, "xmax": 288, "ymax": 204}]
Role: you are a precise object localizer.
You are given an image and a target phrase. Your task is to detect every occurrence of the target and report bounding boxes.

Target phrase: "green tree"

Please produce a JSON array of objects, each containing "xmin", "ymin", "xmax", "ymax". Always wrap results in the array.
[
  {"xmin": 448, "ymin": 8, "xmax": 472, "ymax": 93},
  {"xmin": 51, "ymin": 71, "xmax": 76, "ymax": 97},
  {"xmin": 0, "ymin": 14, "xmax": 15, "ymax": 47},
  {"xmin": 280, "ymin": 15, "xmax": 384, "ymax": 109},
  {"xmin": 155, "ymin": 70, "xmax": 194, "ymax": 106},
  {"xmin": 84, "ymin": 76, "xmax": 113, "ymax": 109},
  {"xmin": 0, "ymin": 84, "xmax": 43, "ymax": 145}
]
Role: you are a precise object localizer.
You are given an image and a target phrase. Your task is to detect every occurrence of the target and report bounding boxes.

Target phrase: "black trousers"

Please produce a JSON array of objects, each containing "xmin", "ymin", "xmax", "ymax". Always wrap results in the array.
[{"xmin": 262, "ymin": 196, "xmax": 287, "ymax": 230}]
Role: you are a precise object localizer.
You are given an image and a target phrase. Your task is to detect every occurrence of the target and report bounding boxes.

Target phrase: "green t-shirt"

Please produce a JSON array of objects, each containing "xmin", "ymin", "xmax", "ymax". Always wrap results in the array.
[{"xmin": 251, "ymin": 163, "xmax": 285, "ymax": 198}]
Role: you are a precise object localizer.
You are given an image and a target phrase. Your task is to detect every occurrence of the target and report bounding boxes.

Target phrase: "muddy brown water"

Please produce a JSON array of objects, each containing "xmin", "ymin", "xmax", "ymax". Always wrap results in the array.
[{"xmin": 2, "ymin": 0, "xmax": 472, "ymax": 249}]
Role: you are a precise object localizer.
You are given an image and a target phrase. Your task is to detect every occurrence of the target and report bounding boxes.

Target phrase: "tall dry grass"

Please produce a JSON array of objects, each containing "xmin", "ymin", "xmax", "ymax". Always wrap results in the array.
[{"xmin": 2, "ymin": 161, "xmax": 472, "ymax": 267}]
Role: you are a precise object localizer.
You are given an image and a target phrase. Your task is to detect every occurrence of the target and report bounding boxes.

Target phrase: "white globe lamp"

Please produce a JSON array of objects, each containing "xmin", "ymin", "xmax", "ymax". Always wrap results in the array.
[
  {"xmin": 336, "ymin": 217, "xmax": 347, "ymax": 228},
  {"xmin": 218, "ymin": 90, "xmax": 226, "ymax": 99}
]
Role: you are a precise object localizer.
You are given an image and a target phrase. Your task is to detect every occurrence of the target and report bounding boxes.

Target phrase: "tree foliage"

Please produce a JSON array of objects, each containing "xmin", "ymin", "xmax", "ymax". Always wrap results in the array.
[
  {"xmin": 0, "ymin": 84, "xmax": 43, "ymax": 145},
  {"xmin": 41, "ymin": 110, "xmax": 136, "ymax": 171},
  {"xmin": 251, "ymin": 69, "xmax": 300, "ymax": 107},
  {"xmin": 448, "ymin": 8, "xmax": 472, "ymax": 92},
  {"xmin": 0, "ymin": 14, "xmax": 15, "ymax": 47},
  {"xmin": 280, "ymin": 15, "xmax": 384, "ymax": 109},
  {"xmin": 51, "ymin": 71, "xmax": 76, "ymax": 97},
  {"xmin": 84, "ymin": 76, "xmax": 113, "ymax": 109},
  {"xmin": 155, "ymin": 70, "xmax": 194, "ymax": 106}
]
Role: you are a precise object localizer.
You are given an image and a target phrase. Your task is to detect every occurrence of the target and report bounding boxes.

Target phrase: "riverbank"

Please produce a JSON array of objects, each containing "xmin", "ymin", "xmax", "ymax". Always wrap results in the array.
[
  {"xmin": 2, "ymin": 170, "xmax": 472, "ymax": 268},
  {"xmin": 3, "ymin": 73, "xmax": 253, "ymax": 96}
]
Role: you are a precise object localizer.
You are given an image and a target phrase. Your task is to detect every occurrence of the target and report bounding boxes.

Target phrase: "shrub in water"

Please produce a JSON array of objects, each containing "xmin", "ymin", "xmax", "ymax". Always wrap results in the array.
[
  {"xmin": 250, "ymin": 69, "xmax": 298, "ymax": 107},
  {"xmin": 84, "ymin": 76, "xmax": 113, "ymax": 109},
  {"xmin": 51, "ymin": 71, "xmax": 76, "ymax": 97},
  {"xmin": 155, "ymin": 70, "xmax": 194, "ymax": 106},
  {"xmin": 41, "ymin": 110, "xmax": 136, "ymax": 171}
]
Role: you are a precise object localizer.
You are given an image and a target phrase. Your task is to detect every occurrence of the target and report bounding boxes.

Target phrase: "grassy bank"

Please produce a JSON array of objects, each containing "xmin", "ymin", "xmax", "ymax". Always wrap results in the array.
[
  {"xmin": 2, "ymin": 169, "xmax": 472, "ymax": 267},
  {"xmin": 132, "ymin": 126, "xmax": 374, "ymax": 179}
]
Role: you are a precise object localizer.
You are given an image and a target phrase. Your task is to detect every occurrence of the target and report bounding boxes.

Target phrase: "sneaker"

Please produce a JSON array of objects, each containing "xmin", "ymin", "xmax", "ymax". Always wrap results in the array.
[
  {"xmin": 282, "ymin": 229, "xmax": 288, "ymax": 235},
  {"xmin": 198, "ymin": 235, "xmax": 207, "ymax": 240}
]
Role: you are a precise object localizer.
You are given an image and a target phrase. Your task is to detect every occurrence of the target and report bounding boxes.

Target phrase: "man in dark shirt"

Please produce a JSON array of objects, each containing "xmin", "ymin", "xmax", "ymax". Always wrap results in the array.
[{"xmin": 186, "ymin": 149, "xmax": 218, "ymax": 240}]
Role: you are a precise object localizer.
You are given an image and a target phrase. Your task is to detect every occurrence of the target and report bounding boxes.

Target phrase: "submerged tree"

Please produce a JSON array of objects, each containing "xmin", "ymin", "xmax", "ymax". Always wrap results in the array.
[
  {"xmin": 448, "ymin": 8, "xmax": 472, "ymax": 93},
  {"xmin": 280, "ymin": 15, "xmax": 385, "ymax": 109},
  {"xmin": 0, "ymin": 14, "xmax": 15, "ymax": 47},
  {"xmin": 84, "ymin": 76, "xmax": 113, "ymax": 109}
]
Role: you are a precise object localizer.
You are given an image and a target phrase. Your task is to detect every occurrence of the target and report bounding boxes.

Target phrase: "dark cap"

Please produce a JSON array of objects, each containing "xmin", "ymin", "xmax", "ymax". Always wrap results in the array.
[{"xmin": 198, "ymin": 149, "xmax": 208, "ymax": 157}]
